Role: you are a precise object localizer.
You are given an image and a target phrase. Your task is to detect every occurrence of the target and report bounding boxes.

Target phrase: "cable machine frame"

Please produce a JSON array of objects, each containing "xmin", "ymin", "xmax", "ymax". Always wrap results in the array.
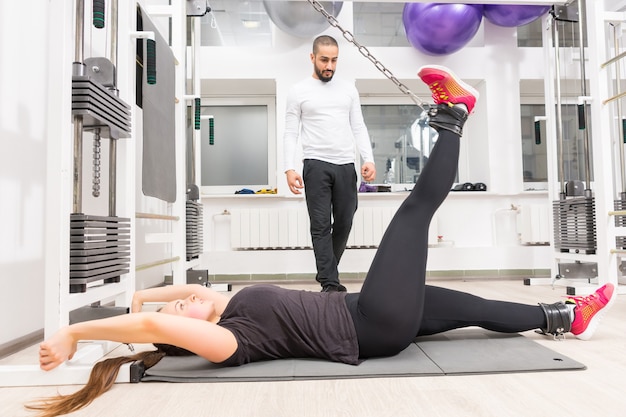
[
  {"xmin": 0, "ymin": 0, "xmax": 193, "ymax": 387},
  {"xmin": 532, "ymin": 0, "xmax": 625, "ymax": 295}
]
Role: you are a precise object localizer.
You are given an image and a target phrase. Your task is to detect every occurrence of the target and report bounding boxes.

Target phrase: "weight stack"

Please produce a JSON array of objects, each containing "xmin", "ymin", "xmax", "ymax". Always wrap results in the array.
[
  {"xmin": 72, "ymin": 75, "xmax": 131, "ymax": 139},
  {"xmin": 614, "ymin": 199, "xmax": 626, "ymax": 249},
  {"xmin": 186, "ymin": 201, "xmax": 203, "ymax": 261},
  {"xmin": 70, "ymin": 214, "xmax": 131, "ymax": 293},
  {"xmin": 552, "ymin": 196, "xmax": 597, "ymax": 254}
]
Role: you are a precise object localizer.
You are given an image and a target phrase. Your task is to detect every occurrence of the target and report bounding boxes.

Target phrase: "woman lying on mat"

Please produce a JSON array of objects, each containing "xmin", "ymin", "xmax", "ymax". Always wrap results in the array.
[{"xmin": 29, "ymin": 66, "xmax": 615, "ymax": 417}]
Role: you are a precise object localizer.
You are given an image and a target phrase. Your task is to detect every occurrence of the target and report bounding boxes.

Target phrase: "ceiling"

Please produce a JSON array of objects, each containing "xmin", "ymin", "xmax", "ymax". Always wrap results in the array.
[
  {"xmin": 201, "ymin": 1, "xmax": 272, "ymax": 47},
  {"xmin": 201, "ymin": 1, "xmax": 409, "ymax": 47},
  {"xmin": 199, "ymin": 0, "xmax": 554, "ymax": 48}
]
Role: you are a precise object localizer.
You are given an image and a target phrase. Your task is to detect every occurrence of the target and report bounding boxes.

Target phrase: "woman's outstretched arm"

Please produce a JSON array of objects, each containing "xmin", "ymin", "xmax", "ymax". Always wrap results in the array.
[
  {"xmin": 131, "ymin": 283, "xmax": 230, "ymax": 314},
  {"xmin": 39, "ymin": 312, "xmax": 238, "ymax": 371}
]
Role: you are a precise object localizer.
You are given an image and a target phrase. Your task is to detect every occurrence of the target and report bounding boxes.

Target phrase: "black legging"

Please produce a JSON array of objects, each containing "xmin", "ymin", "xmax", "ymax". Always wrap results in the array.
[{"xmin": 345, "ymin": 129, "xmax": 546, "ymax": 359}]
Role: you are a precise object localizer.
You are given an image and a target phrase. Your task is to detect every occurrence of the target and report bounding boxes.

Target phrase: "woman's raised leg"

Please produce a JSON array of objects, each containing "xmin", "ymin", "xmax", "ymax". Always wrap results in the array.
[{"xmin": 346, "ymin": 66, "xmax": 478, "ymax": 358}]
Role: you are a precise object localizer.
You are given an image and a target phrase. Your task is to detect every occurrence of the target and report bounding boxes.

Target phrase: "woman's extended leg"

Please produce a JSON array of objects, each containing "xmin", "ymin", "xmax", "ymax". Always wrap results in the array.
[
  {"xmin": 346, "ymin": 66, "xmax": 477, "ymax": 358},
  {"xmin": 417, "ymin": 283, "xmax": 615, "ymax": 340},
  {"xmin": 417, "ymin": 285, "xmax": 546, "ymax": 335}
]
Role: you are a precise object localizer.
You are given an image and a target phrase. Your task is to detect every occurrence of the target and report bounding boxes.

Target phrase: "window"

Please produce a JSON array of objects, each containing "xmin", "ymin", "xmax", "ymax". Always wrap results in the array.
[
  {"xmin": 191, "ymin": 0, "xmax": 272, "ymax": 47},
  {"xmin": 520, "ymin": 104, "xmax": 548, "ymax": 184},
  {"xmin": 517, "ymin": 18, "xmax": 544, "ymax": 47},
  {"xmin": 555, "ymin": 103, "xmax": 594, "ymax": 184},
  {"xmin": 519, "ymin": 6, "xmax": 592, "ymax": 191},
  {"xmin": 196, "ymin": 96, "xmax": 276, "ymax": 194},
  {"xmin": 360, "ymin": 101, "xmax": 459, "ymax": 185},
  {"xmin": 517, "ymin": 5, "xmax": 588, "ymax": 48},
  {"xmin": 520, "ymin": 103, "xmax": 593, "ymax": 190},
  {"xmin": 353, "ymin": 2, "xmax": 410, "ymax": 47}
]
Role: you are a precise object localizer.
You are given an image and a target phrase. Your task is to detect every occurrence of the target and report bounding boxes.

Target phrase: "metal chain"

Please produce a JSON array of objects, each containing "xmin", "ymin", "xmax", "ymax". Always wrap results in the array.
[
  {"xmin": 92, "ymin": 128, "xmax": 101, "ymax": 198},
  {"xmin": 306, "ymin": 0, "xmax": 426, "ymax": 108}
]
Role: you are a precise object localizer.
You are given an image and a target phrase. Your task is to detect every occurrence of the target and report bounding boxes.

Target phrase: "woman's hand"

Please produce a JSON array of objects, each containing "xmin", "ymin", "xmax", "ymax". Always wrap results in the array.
[{"xmin": 39, "ymin": 328, "xmax": 77, "ymax": 371}]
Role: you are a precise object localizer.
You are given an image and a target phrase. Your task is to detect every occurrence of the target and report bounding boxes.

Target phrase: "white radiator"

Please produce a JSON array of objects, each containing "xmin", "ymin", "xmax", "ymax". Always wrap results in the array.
[
  {"xmin": 230, "ymin": 207, "xmax": 438, "ymax": 250},
  {"xmin": 518, "ymin": 204, "xmax": 551, "ymax": 245},
  {"xmin": 230, "ymin": 209, "xmax": 312, "ymax": 249}
]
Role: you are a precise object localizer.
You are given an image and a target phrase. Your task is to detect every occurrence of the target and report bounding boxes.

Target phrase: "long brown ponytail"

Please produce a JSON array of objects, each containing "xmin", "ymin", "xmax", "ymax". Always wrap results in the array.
[{"xmin": 25, "ymin": 344, "xmax": 194, "ymax": 417}]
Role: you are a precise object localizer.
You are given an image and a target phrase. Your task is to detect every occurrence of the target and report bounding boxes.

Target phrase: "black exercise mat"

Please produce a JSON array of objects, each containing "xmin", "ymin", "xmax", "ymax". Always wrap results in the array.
[
  {"xmin": 414, "ymin": 328, "xmax": 584, "ymax": 374},
  {"xmin": 141, "ymin": 329, "xmax": 585, "ymax": 382}
]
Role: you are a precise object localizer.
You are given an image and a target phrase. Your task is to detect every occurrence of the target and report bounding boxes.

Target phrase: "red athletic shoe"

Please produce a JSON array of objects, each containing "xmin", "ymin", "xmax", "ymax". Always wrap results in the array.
[
  {"xmin": 418, "ymin": 65, "xmax": 479, "ymax": 114},
  {"xmin": 567, "ymin": 283, "xmax": 615, "ymax": 340}
]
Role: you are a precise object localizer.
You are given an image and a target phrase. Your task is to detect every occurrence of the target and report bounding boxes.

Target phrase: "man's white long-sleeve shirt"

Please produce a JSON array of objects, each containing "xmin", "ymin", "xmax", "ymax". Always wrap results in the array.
[{"xmin": 283, "ymin": 76, "xmax": 374, "ymax": 173}]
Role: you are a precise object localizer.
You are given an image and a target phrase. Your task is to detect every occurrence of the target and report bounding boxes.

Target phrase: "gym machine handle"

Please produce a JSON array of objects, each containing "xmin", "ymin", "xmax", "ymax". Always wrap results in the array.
[
  {"xmin": 146, "ymin": 39, "xmax": 157, "ymax": 85},
  {"xmin": 93, "ymin": 0, "xmax": 105, "ymax": 28},
  {"xmin": 534, "ymin": 120, "xmax": 541, "ymax": 145},
  {"xmin": 209, "ymin": 118, "xmax": 214, "ymax": 145},
  {"xmin": 577, "ymin": 104, "xmax": 586, "ymax": 130},
  {"xmin": 194, "ymin": 98, "xmax": 201, "ymax": 130},
  {"xmin": 200, "ymin": 115, "xmax": 215, "ymax": 145},
  {"xmin": 533, "ymin": 116, "xmax": 545, "ymax": 145}
]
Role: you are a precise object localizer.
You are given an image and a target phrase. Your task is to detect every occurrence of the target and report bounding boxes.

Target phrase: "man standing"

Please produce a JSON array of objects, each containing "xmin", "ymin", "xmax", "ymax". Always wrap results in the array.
[{"xmin": 283, "ymin": 35, "xmax": 376, "ymax": 292}]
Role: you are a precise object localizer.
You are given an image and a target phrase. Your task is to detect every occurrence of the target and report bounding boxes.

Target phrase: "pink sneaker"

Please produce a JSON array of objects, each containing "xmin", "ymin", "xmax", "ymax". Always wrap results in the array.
[
  {"xmin": 567, "ymin": 283, "xmax": 615, "ymax": 340},
  {"xmin": 418, "ymin": 65, "xmax": 479, "ymax": 114}
]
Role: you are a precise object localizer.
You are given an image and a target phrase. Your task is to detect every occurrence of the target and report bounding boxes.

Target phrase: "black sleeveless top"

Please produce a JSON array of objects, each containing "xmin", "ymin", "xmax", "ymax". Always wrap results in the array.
[{"xmin": 218, "ymin": 285, "xmax": 360, "ymax": 366}]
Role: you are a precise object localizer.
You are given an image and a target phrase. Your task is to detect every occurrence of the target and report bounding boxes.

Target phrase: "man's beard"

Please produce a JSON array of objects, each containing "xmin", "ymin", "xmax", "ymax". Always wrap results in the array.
[{"xmin": 316, "ymin": 68, "xmax": 334, "ymax": 82}]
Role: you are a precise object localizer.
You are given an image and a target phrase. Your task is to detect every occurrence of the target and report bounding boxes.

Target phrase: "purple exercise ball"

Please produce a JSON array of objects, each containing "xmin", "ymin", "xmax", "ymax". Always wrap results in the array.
[
  {"xmin": 483, "ymin": 5, "xmax": 551, "ymax": 27},
  {"xmin": 402, "ymin": 3, "xmax": 484, "ymax": 56}
]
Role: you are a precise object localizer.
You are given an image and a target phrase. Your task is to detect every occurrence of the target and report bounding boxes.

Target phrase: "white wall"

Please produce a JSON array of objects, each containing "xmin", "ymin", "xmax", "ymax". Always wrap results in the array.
[{"xmin": 0, "ymin": 2, "xmax": 49, "ymax": 345}]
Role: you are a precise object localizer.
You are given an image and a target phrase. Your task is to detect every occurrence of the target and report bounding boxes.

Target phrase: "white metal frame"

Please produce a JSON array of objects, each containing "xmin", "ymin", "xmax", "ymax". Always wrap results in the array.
[
  {"xmin": 533, "ymin": 1, "xmax": 626, "ymax": 295},
  {"xmin": 589, "ymin": 4, "xmax": 626, "ymax": 295},
  {"xmin": 0, "ymin": 0, "xmax": 191, "ymax": 387}
]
